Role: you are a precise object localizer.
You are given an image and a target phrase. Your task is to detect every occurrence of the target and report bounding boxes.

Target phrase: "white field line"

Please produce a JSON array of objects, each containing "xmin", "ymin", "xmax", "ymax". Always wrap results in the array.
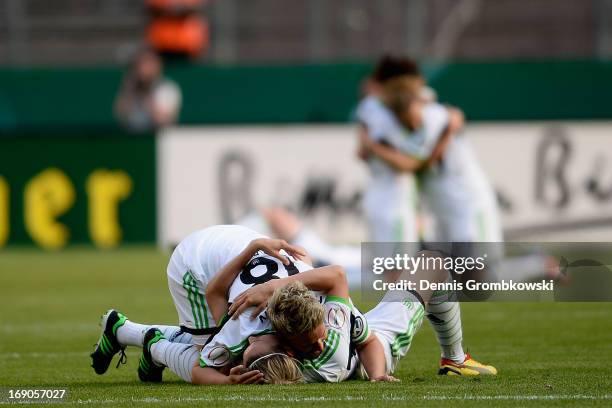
[
  {"xmin": 0, "ymin": 351, "xmax": 141, "ymax": 360},
  {"xmin": 0, "ymin": 323, "xmax": 94, "ymax": 334},
  {"xmin": 2, "ymin": 394, "xmax": 609, "ymax": 405}
]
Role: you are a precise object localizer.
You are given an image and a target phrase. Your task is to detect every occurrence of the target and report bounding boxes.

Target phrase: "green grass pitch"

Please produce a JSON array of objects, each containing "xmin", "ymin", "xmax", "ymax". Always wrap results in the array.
[{"xmin": 1, "ymin": 247, "xmax": 611, "ymax": 407}]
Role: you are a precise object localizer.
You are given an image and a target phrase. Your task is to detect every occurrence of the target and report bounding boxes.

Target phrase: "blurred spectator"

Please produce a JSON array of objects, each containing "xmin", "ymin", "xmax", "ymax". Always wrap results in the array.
[{"xmin": 114, "ymin": 49, "xmax": 182, "ymax": 133}]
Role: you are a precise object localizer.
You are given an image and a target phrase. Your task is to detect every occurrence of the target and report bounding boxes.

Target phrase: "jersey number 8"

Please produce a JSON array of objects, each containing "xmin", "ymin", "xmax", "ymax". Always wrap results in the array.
[{"xmin": 239, "ymin": 253, "xmax": 299, "ymax": 286}]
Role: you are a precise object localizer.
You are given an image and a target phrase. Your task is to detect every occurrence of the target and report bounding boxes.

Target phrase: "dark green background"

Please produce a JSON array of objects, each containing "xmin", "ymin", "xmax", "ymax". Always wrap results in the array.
[
  {"xmin": 0, "ymin": 134, "xmax": 156, "ymax": 245},
  {"xmin": 1, "ymin": 59, "xmax": 611, "ymax": 132}
]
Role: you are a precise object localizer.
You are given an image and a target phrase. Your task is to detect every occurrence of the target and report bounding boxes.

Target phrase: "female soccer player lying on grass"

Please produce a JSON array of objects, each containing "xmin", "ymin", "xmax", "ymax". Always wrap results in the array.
[
  {"xmin": 228, "ymin": 249, "xmax": 498, "ymax": 381},
  {"xmin": 91, "ymin": 225, "xmax": 389, "ymax": 384},
  {"xmin": 92, "ymin": 225, "xmax": 495, "ymax": 385}
]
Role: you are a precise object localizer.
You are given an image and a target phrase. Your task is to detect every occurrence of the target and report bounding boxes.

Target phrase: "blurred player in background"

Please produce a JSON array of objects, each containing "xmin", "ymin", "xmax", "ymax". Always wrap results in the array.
[
  {"xmin": 360, "ymin": 56, "xmax": 560, "ymax": 285},
  {"xmin": 354, "ymin": 57, "xmax": 424, "ymax": 243},
  {"xmin": 114, "ymin": 48, "xmax": 182, "ymax": 133},
  {"xmin": 353, "ymin": 56, "xmax": 473, "ymax": 370}
]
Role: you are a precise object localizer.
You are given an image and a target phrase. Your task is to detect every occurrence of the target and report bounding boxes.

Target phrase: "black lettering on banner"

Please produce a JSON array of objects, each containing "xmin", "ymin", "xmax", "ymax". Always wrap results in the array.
[
  {"xmin": 585, "ymin": 156, "xmax": 612, "ymax": 202},
  {"xmin": 535, "ymin": 127, "xmax": 571, "ymax": 209},
  {"xmin": 218, "ymin": 151, "xmax": 254, "ymax": 223}
]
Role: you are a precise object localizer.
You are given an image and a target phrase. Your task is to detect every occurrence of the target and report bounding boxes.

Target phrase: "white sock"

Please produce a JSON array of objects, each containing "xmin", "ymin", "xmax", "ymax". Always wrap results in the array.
[
  {"xmin": 160, "ymin": 326, "xmax": 193, "ymax": 345},
  {"xmin": 117, "ymin": 321, "xmax": 193, "ymax": 348},
  {"xmin": 151, "ymin": 339, "xmax": 199, "ymax": 383},
  {"xmin": 426, "ymin": 290, "xmax": 465, "ymax": 364},
  {"xmin": 116, "ymin": 320, "xmax": 148, "ymax": 347}
]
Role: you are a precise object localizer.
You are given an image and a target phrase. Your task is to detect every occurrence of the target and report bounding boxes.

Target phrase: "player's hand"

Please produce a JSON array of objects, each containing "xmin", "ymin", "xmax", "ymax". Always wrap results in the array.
[
  {"xmin": 262, "ymin": 208, "xmax": 302, "ymax": 242},
  {"xmin": 358, "ymin": 128, "xmax": 374, "ymax": 152},
  {"xmin": 227, "ymin": 365, "xmax": 265, "ymax": 384},
  {"xmin": 229, "ymin": 281, "xmax": 276, "ymax": 320},
  {"xmin": 371, "ymin": 374, "xmax": 400, "ymax": 382},
  {"xmin": 251, "ymin": 238, "xmax": 307, "ymax": 265}
]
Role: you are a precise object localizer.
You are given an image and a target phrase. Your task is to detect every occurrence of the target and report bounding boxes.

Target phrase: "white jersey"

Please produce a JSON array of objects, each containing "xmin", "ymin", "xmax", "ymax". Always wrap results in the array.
[
  {"xmin": 356, "ymin": 96, "xmax": 419, "ymax": 242},
  {"xmin": 185, "ymin": 226, "xmax": 370, "ymax": 382},
  {"xmin": 171, "ymin": 225, "xmax": 264, "ymax": 285},
  {"xmin": 302, "ymin": 296, "xmax": 370, "ymax": 382},
  {"xmin": 387, "ymin": 102, "xmax": 501, "ymax": 242},
  {"xmin": 187, "ymin": 225, "xmax": 310, "ymax": 368},
  {"xmin": 201, "ymin": 293, "xmax": 370, "ymax": 383},
  {"xmin": 394, "ymin": 102, "xmax": 450, "ymax": 158},
  {"xmin": 167, "ymin": 224, "xmax": 266, "ymax": 333}
]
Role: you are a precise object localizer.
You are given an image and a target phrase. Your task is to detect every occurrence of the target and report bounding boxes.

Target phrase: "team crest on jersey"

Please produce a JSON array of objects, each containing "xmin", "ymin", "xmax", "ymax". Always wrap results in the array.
[
  {"xmin": 207, "ymin": 346, "xmax": 231, "ymax": 366},
  {"xmin": 352, "ymin": 315, "xmax": 365, "ymax": 340},
  {"xmin": 327, "ymin": 306, "xmax": 347, "ymax": 329}
]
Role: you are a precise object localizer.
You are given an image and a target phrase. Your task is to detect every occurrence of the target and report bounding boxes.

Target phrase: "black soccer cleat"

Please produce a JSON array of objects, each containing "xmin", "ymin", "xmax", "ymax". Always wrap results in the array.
[
  {"xmin": 138, "ymin": 328, "xmax": 166, "ymax": 383},
  {"xmin": 90, "ymin": 309, "xmax": 128, "ymax": 375}
]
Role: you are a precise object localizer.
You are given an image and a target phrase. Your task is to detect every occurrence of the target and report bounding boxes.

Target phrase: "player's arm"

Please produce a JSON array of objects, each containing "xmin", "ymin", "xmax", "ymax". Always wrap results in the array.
[
  {"xmin": 425, "ymin": 106, "xmax": 464, "ymax": 167},
  {"xmin": 192, "ymin": 364, "xmax": 264, "ymax": 385},
  {"xmin": 355, "ymin": 334, "xmax": 397, "ymax": 382},
  {"xmin": 206, "ymin": 238, "xmax": 307, "ymax": 322},
  {"xmin": 359, "ymin": 129, "xmax": 425, "ymax": 172},
  {"xmin": 356, "ymin": 124, "xmax": 371, "ymax": 161},
  {"xmin": 229, "ymin": 265, "xmax": 349, "ymax": 319}
]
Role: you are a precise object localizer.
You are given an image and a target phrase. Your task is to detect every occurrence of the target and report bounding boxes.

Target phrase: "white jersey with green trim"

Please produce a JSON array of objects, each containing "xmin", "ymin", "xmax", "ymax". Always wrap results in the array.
[
  {"xmin": 199, "ymin": 310, "xmax": 273, "ymax": 367},
  {"xmin": 227, "ymin": 251, "xmax": 313, "ymax": 303},
  {"xmin": 401, "ymin": 102, "xmax": 501, "ymax": 242},
  {"xmin": 174, "ymin": 224, "xmax": 265, "ymax": 285},
  {"xmin": 356, "ymin": 96, "xmax": 420, "ymax": 242},
  {"xmin": 200, "ymin": 252, "xmax": 314, "ymax": 368},
  {"xmin": 200, "ymin": 292, "xmax": 371, "ymax": 378},
  {"xmin": 302, "ymin": 295, "xmax": 370, "ymax": 383},
  {"xmin": 187, "ymin": 226, "xmax": 370, "ymax": 379}
]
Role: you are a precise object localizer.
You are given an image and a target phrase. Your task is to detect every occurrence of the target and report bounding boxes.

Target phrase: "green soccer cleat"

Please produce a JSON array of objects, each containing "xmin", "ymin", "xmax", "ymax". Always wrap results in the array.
[
  {"xmin": 90, "ymin": 309, "xmax": 128, "ymax": 375},
  {"xmin": 138, "ymin": 328, "xmax": 166, "ymax": 383}
]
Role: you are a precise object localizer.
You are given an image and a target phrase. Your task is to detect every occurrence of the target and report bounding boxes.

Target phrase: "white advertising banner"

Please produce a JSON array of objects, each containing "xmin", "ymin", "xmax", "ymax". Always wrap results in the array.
[{"xmin": 158, "ymin": 123, "xmax": 612, "ymax": 246}]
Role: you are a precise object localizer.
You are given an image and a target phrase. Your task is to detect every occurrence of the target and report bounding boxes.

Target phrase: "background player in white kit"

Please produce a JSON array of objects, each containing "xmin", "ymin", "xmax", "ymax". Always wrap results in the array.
[
  {"xmin": 355, "ymin": 56, "xmax": 496, "ymax": 375},
  {"xmin": 362, "ymin": 58, "xmax": 559, "ymax": 282},
  {"xmin": 355, "ymin": 57, "xmax": 424, "ymax": 243}
]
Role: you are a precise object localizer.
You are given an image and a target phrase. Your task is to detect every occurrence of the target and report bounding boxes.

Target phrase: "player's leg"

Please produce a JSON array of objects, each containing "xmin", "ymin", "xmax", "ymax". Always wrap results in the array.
[
  {"xmin": 90, "ymin": 310, "xmax": 194, "ymax": 376},
  {"xmin": 137, "ymin": 250, "xmax": 217, "ymax": 382},
  {"xmin": 474, "ymin": 201, "xmax": 563, "ymax": 282},
  {"xmin": 420, "ymin": 202, "xmax": 496, "ymax": 374},
  {"xmin": 394, "ymin": 249, "xmax": 497, "ymax": 376},
  {"xmin": 166, "ymin": 249, "xmax": 216, "ymax": 344},
  {"xmin": 357, "ymin": 252, "xmax": 453, "ymax": 378},
  {"xmin": 358, "ymin": 291, "xmax": 425, "ymax": 378},
  {"xmin": 140, "ymin": 328, "xmax": 201, "ymax": 383}
]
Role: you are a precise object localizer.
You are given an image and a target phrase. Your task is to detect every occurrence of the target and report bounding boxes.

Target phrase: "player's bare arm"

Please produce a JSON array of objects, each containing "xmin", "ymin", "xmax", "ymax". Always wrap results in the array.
[
  {"xmin": 228, "ymin": 264, "xmax": 349, "ymax": 319},
  {"xmin": 206, "ymin": 238, "xmax": 307, "ymax": 321},
  {"xmin": 359, "ymin": 130, "xmax": 425, "ymax": 173},
  {"xmin": 191, "ymin": 364, "xmax": 264, "ymax": 385},
  {"xmin": 356, "ymin": 123, "xmax": 371, "ymax": 161},
  {"xmin": 355, "ymin": 334, "xmax": 397, "ymax": 382}
]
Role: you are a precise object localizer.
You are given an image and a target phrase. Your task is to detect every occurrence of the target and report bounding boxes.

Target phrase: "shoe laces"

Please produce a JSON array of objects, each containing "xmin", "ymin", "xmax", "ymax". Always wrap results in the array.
[{"xmin": 115, "ymin": 348, "xmax": 127, "ymax": 369}]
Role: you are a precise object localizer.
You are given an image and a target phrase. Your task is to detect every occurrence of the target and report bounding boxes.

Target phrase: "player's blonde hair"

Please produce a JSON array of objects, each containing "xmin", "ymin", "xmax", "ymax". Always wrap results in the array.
[
  {"xmin": 250, "ymin": 353, "xmax": 304, "ymax": 384},
  {"xmin": 267, "ymin": 281, "xmax": 324, "ymax": 338}
]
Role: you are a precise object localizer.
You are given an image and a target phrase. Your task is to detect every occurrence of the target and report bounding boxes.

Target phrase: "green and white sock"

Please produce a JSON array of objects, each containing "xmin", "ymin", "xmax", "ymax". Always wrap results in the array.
[
  {"xmin": 426, "ymin": 290, "xmax": 465, "ymax": 364},
  {"xmin": 150, "ymin": 339, "xmax": 199, "ymax": 383},
  {"xmin": 117, "ymin": 321, "xmax": 193, "ymax": 347}
]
